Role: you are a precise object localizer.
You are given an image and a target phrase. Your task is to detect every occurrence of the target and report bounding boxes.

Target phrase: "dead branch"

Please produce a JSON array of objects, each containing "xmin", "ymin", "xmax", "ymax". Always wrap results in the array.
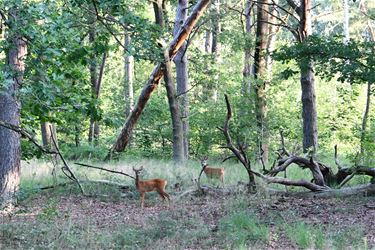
[
  {"xmin": 221, "ymin": 94, "xmax": 256, "ymax": 190},
  {"xmin": 49, "ymin": 125, "xmax": 85, "ymax": 195},
  {"xmin": 0, "ymin": 120, "xmax": 57, "ymax": 155},
  {"xmin": 74, "ymin": 162, "xmax": 135, "ymax": 180}
]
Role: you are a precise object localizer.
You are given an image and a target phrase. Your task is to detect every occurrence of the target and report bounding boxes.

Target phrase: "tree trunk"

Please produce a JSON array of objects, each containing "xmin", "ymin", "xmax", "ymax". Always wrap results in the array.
[
  {"xmin": 253, "ymin": 0, "xmax": 269, "ymax": 163},
  {"xmin": 88, "ymin": 20, "xmax": 98, "ymax": 144},
  {"xmin": 242, "ymin": 0, "xmax": 254, "ymax": 96},
  {"xmin": 211, "ymin": 0, "xmax": 220, "ymax": 102},
  {"xmin": 299, "ymin": 0, "xmax": 318, "ymax": 153},
  {"xmin": 41, "ymin": 122, "xmax": 58, "ymax": 149},
  {"xmin": 155, "ymin": 0, "xmax": 185, "ymax": 162},
  {"xmin": 0, "ymin": 5, "xmax": 27, "ymax": 209},
  {"xmin": 88, "ymin": 17, "xmax": 106, "ymax": 146},
  {"xmin": 173, "ymin": 0, "xmax": 190, "ymax": 160},
  {"xmin": 360, "ymin": 23, "xmax": 375, "ymax": 154},
  {"xmin": 342, "ymin": 0, "xmax": 350, "ymax": 44},
  {"xmin": 106, "ymin": 0, "xmax": 211, "ymax": 160},
  {"xmin": 153, "ymin": 0, "xmax": 166, "ymax": 27},
  {"xmin": 124, "ymin": 34, "xmax": 134, "ymax": 117},
  {"xmin": 164, "ymin": 50, "xmax": 185, "ymax": 162}
]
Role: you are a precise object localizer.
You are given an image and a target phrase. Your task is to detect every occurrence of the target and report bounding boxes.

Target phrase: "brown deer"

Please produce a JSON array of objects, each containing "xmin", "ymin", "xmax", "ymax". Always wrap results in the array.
[
  {"xmin": 200, "ymin": 157, "xmax": 225, "ymax": 187},
  {"xmin": 132, "ymin": 166, "xmax": 170, "ymax": 208}
]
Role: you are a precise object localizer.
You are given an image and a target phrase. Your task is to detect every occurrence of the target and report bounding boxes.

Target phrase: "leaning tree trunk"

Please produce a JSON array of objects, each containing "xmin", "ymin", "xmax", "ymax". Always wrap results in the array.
[
  {"xmin": 0, "ymin": 5, "xmax": 27, "ymax": 209},
  {"xmin": 342, "ymin": 0, "xmax": 350, "ymax": 44},
  {"xmin": 253, "ymin": 0, "xmax": 269, "ymax": 163},
  {"xmin": 105, "ymin": 0, "xmax": 211, "ymax": 160},
  {"xmin": 173, "ymin": 0, "xmax": 190, "ymax": 161}
]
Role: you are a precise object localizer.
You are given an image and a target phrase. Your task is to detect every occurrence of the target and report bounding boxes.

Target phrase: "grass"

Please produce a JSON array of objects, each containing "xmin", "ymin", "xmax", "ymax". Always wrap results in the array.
[{"xmin": 1, "ymin": 158, "xmax": 374, "ymax": 249}]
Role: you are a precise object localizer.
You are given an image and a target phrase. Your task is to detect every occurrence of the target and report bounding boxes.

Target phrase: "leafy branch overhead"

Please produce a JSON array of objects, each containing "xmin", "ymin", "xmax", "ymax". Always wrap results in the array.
[{"xmin": 273, "ymin": 36, "xmax": 375, "ymax": 83}]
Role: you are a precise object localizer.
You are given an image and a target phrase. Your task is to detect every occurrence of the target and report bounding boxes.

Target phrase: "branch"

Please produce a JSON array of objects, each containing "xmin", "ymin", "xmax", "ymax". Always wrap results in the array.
[
  {"xmin": 0, "ymin": 120, "xmax": 57, "ymax": 155},
  {"xmin": 49, "ymin": 125, "xmax": 85, "ymax": 195},
  {"xmin": 75, "ymin": 162, "xmax": 135, "ymax": 180}
]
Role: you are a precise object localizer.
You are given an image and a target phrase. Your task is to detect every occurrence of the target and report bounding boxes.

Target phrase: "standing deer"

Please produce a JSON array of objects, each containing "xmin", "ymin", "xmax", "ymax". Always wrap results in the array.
[
  {"xmin": 200, "ymin": 157, "xmax": 225, "ymax": 187},
  {"xmin": 132, "ymin": 166, "xmax": 170, "ymax": 208}
]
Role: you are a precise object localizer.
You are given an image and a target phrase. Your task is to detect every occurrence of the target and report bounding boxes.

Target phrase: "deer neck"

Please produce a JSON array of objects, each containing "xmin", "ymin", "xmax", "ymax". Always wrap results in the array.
[{"xmin": 135, "ymin": 173, "xmax": 140, "ymax": 189}]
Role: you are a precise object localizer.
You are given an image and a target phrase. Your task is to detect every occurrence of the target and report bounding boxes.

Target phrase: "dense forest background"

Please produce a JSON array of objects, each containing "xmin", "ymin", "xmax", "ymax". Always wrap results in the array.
[{"xmin": 0, "ymin": 0, "xmax": 374, "ymax": 163}]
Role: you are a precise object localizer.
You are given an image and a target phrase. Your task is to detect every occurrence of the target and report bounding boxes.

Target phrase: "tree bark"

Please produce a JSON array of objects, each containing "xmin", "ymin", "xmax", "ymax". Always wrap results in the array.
[
  {"xmin": 106, "ymin": 0, "xmax": 211, "ymax": 159},
  {"xmin": 41, "ymin": 122, "xmax": 58, "ymax": 149},
  {"xmin": 254, "ymin": 0, "xmax": 269, "ymax": 163},
  {"xmin": 153, "ymin": 0, "xmax": 166, "ymax": 27},
  {"xmin": 155, "ymin": 0, "xmax": 185, "ymax": 162},
  {"xmin": 88, "ymin": 17, "xmax": 106, "ymax": 146},
  {"xmin": 294, "ymin": 0, "xmax": 318, "ymax": 153},
  {"xmin": 164, "ymin": 50, "xmax": 185, "ymax": 163},
  {"xmin": 242, "ymin": 0, "xmax": 254, "ymax": 96},
  {"xmin": 124, "ymin": 34, "xmax": 134, "ymax": 117},
  {"xmin": 342, "ymin": 0, "xmax": 350, "ymax": 44},
  {"xmin": 0, "ymin": 5, "xmax": 27, "ymax": 209},
  {"xmin": 173, "ymin": 0, "xmax": 190, "ymax": 160}
]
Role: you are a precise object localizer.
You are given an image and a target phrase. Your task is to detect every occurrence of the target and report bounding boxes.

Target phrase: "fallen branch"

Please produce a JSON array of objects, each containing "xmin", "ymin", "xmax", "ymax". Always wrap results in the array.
[{"xmin": 75, "ymin": 162, "xmax": 135, "ymax": 180}]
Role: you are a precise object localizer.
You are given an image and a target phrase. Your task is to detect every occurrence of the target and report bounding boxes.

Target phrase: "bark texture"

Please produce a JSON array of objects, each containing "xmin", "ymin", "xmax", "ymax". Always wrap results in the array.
[
  {"xmin": 0, "ymin": 5, "xmax": 27, "ymax": 209},
  {"xmin": 254, "ymin": 0, "xmax": 269, "ymax": 163},
  {"xmin": 124, "ymin": 34, "xmax": 134, "ymax": 117},
  {"xmin": 173, "ymin": 0, "xmax": 190, "ymax": 160}
]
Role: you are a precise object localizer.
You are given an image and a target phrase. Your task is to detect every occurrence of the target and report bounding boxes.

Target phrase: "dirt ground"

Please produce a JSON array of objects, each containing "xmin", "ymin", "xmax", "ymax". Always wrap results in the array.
[{"xmin": 1, "ymin": 188, "xmax": 375, "ymax": 249}]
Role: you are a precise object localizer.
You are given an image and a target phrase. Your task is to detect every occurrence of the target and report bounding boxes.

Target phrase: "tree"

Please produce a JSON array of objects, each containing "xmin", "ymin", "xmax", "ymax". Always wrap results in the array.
[
  {"xmin": 106, "ymin": 0, "xmax": 211, "ymax": 159},
  {"xmin": 0, "ymin": 3, "xmax": 27, "ymax": 209},
  {"xmin": 254, "ymin": 0, "xmax": 270, "ymax": 163},
  {"xmin": 173, "ymin": 0, "xmax": 190, "ymax": 161},
  {"xmin": 286, "ymin": 0, "xmax": 318, "ymax": 153}
]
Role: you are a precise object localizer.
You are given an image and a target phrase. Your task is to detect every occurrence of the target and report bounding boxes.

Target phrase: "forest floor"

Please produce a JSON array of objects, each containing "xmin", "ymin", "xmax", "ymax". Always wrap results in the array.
[{"xmin": 1, "ymin": 184, "xmax": 375, "ymax": 249}]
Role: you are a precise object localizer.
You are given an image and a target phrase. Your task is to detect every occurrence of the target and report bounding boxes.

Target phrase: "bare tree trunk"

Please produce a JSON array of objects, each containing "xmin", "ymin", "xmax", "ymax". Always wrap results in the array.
[
  {"xmin": 124, "ymin": 34, "xmax": 134, "ymax": 117},
  {"xmin": 153, "ymin": 0, "xmax": 166, "ymax": 27},
  {"xmin": 0, "ymin": 5, "xmax": 27, "ymax": 209},
  {"xmin": 205, "ymin": 29, "xmax": 212, "ymax": 53},
  {"xmin": 342, "ymin": 0, "xmax": 350, "ymax": 44},
  {"xmin": 154, "ymin": 0, "xmax": 185, "ymax": 162},
  {"xmin": 211, "ymin": 0, "xmax": 220, "ymax": 102},
  {"xmin": 299, "ymin": 0, "xmax": 318, "ymax": 153},
  {"xmin": 106, "ymin": 0, "xmax": 211, "ymax": 160},
  {"xmin": 254, "ymin": 0, "xmax": 269, "ymax": 163},
  {"xmin": 164, "ymin": 50, "xmax": 185, "ymax": 162},
  {"xmin": 360, "ymin": 23, "xmax": 374, "ymax": 154},
  {"xmin": 88, "ymin": 16, "xmax": 106, "ymax": 146},
  {"xmin": 41, "ymin": 122, "xmax": 58, "ymax": 149},
  {"xmin": 242, "ymin": 0, "xmax": 254, "ymax": 96},
  {"xmin": 266, "ymin": 0, "xmax": 279, "ymax": 77},
  {"xmin": 173, "ymin": 0, "xmax": 190, "ymax": 160},
  {"xmin": 360, "ymin": 81, "xmax": 372, "ymax": 154}
]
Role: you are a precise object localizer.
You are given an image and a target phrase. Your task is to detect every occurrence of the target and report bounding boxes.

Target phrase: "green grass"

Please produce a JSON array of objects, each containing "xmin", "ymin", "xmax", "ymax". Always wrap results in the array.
[
  {"xmin": 1, "ymin": 159, "xmax": 372, "ymax": 249},
  {"xmin": 219, "ymin": 211, "xmax": 269, "ymax": 248}
]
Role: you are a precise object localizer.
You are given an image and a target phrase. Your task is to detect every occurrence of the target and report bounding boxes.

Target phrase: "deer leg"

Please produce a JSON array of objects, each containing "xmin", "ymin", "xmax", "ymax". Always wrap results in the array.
[{"xmin": 140, "ymin": 192, "xmax": 145, "ymax": 208}]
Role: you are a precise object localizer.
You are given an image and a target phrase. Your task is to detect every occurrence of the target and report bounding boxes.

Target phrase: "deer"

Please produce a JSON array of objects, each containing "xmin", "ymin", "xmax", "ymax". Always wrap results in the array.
[
  {"xmin": 200, "ymin": 156, "xmax": 225, "ymax": 187},
  {"xmin": 132, "ymin": 166, "xmax": 170, "ymax": 208}
]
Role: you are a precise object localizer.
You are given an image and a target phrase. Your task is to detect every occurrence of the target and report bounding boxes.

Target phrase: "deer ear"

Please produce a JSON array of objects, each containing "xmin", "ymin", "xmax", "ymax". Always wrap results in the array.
[{"xmin": 140, "ymin": 166, "xmax": 144, "ymax": 171}]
